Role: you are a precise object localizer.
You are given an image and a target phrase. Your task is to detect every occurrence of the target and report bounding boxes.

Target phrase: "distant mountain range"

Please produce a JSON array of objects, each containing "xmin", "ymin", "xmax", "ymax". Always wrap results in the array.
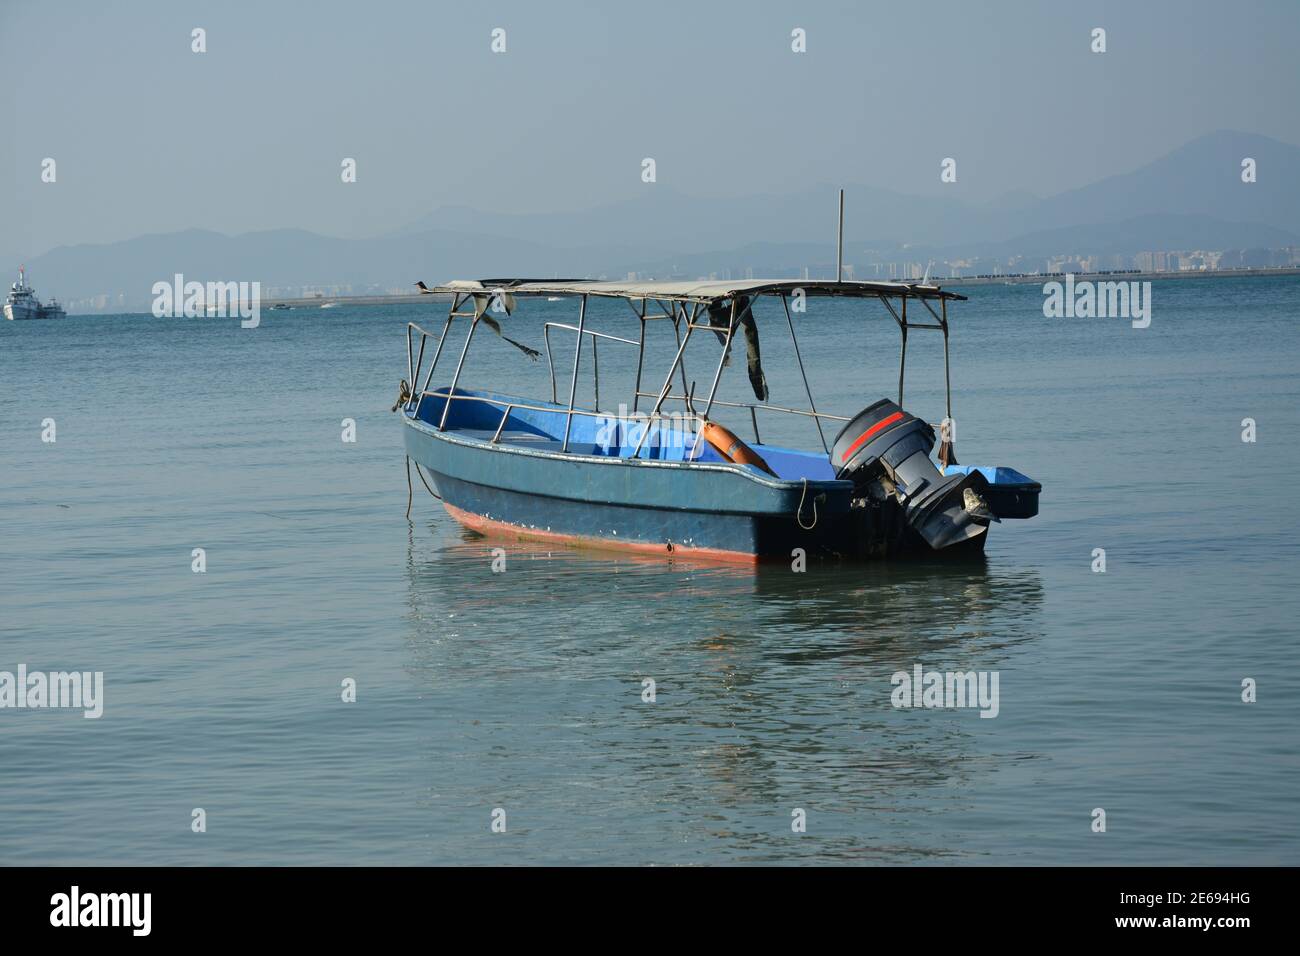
[
  {"xmin": 393, "ymin": 131, "xmax": 1300, "ymax": 249},
  {"xmin": 16, "ymin": 130, "xmax": 1300, "ymax": 311}
]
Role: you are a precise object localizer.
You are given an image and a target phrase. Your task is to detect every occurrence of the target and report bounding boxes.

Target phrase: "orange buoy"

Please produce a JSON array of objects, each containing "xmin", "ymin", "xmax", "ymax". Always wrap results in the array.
[{"xmin": 701, "ymin": 421, "xmax": 776, "ymax": 476}]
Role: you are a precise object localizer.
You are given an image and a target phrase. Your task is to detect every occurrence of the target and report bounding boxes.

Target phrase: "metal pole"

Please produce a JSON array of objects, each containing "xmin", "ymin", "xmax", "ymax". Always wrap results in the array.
[
  {"xmin": 439, "ymin": 307, "xmax": 481, "ymax": 431},
  {"xmin": 406, "ymin": 324, "xmax": 416, "ymax": 395},
  {"xmin": 700, "ymin": 297, "xmax": 739, "ymax": 418},
  {"xmin": 491, "ymin": 404, "xmax": 513, "ymax": 444},
  {"xmin": 543, "ymin": 325, "xmax": 557, "ymax": 403},
  {"xmin": 836, "ymin": 188, "xmax": 844, "ymax": 283},
  {"xmin": 561, "ymin": 295, "xmax": 588, "ymax": 453},
  {"xmin": 633, "ymin": 304, "xmax": 696, "ymax": 458},
  {"xmin": 941, "ymin": 298, "xmax": 952, "ymax": 422},
  {"xmin": 423, "ymin": 312, "xmax": 454, "ymax": 381},
  {"xmin": 898, "ymin": 296, "xmax": 907, "ymax": 406},
  {"xmin": 411, "ymin": 333, "xmax": 427, "ymax": 401},
  {"xmin": 632, "ymin": 310, "xmax": 647, "ymax": 413},
  {"xmin": 688, "ymin": 298, "xmax": 739, "ymax": 462},
  {"xmin": 417, "ymin": 294, "xmax": 464, "ymax": 391},
  {"xmin": 672, "ymin": 302, "xmax": 690, "ymax": 405},
  {"xmin": 781, "ymin": 292, "xmax": 827, "ymax": 453},
  {"xmin": 414, "ymin": 311, "xmax": 455, "ymax": 420}
]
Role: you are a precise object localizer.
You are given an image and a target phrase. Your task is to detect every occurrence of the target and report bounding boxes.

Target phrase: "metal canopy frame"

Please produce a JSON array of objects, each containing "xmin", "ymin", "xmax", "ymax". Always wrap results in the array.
[
  {"xmin": 432, "ymin": 277, "xmax": 966, "ymax": 305},
  {"xmin": 406, "ymin": 281, "xmax": 958, "ymax": 460}
]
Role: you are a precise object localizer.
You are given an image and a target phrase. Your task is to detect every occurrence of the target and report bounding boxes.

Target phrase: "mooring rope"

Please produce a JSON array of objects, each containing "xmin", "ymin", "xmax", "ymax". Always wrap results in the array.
[
  {"xmin": 391, "ymin": 379, "xmax": 412, "ymax": 413},
  {"xmin": 796, "ymin": 477, "xmax": 819, "ymax": 530},
  {"xmin": 405, "ymin": 455, "xmax": 442, "ymax": 518},
  {"xmin": 415, "ymin": 462, "xmax": 440, "ymax": 500}
]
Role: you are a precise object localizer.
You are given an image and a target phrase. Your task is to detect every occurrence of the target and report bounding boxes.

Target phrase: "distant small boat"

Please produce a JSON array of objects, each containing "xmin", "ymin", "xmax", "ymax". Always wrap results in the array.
[
  {"xmin": 269, "ymin": 303, "xmax": 291, "ymax": 311},
  {"xmin": 5, "ymin": 266, "xmax": 65, "ymax": 320},
  {"xmin": 320, "ymin": 302, "xmax": 338, "ymax": 309}
]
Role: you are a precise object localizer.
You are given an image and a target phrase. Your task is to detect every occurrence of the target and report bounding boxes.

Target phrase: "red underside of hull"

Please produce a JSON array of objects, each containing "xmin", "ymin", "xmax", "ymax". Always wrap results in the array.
[{"xmin": 442, "ymin": 502, "xmax": 762, "ymax": 565}]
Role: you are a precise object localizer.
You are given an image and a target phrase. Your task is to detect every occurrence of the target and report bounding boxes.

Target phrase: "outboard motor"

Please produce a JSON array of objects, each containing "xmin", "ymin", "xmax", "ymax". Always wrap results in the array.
[{"xmin": 831, "ymin": 399, "xmax": 996, "ymax": 552}]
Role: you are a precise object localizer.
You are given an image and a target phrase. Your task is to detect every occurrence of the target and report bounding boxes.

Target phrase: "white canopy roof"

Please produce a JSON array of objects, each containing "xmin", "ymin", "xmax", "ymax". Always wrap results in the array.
[{"xmin": 428, "ymin": 278, "xmax": 966, "ymax": 303}]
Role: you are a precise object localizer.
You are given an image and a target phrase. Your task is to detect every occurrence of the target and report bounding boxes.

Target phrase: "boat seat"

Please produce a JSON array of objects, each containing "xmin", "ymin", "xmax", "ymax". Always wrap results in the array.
[{"xmin": 752, "ymin": 445, "xmax": 837, "ymax": 481}]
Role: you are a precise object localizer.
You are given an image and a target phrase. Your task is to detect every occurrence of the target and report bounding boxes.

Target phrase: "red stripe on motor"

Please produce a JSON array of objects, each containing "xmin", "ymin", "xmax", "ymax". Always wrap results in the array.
[{"xmin": 841, "ymin": 411, "xmax": 905, "ymax": 463}]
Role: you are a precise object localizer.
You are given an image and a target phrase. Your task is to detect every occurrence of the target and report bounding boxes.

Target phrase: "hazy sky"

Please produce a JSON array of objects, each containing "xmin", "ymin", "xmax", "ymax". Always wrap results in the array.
[{"xmin": 3, "ymin": 0, "xmax": 1298, "ymax": 257}]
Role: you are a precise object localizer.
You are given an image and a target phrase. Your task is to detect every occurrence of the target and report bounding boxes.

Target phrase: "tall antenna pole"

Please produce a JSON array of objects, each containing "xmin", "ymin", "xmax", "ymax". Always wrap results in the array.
[{"xmin": 836, "ymin": 189, "xmax": 845, "ymax": 282}]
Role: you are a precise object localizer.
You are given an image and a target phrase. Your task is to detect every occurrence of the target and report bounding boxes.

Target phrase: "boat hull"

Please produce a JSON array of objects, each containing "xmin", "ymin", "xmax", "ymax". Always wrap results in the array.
[
  {"xmin": 404, "ymin": 414, "xmax": 984, "ymax": 562},
  {"xmin": 5, "ymin": 302, "xmax": 42, "ymax": 320},
  {"xmin": 435, "ymin": 473, "xmax": 814, "ymax": 562}
]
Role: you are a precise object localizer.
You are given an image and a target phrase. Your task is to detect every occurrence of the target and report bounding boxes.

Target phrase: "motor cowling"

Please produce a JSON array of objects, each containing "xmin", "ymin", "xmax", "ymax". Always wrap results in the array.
[{"xmin": 830, "ymin": 399, "xmax": 994, "ymax": 551}]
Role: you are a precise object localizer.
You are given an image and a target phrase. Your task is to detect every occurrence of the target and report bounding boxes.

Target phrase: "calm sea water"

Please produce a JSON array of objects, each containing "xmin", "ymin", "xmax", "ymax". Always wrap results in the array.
[{"xmin": 2, "ymin": 277, "xmax": 1298, "ymax": 865}]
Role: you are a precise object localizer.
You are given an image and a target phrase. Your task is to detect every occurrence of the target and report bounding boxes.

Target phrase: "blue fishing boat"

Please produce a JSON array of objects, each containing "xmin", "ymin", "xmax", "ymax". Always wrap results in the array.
[{"xmin": 397, "ymin": 278, "xmax": 1039, "ymax": 562}]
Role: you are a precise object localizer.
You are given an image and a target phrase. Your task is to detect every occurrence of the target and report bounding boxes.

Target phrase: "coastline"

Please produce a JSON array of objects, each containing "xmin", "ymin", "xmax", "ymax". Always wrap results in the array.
[
  {"xmin": 936, "ymin": 265, "xmax": 1300, "ymax": 287},
  {"xmin": 49, "ymin": 266, "xmax": 1299, "ymax": 315},
  {"xmin": 254, "ymin": 266, "xmax": 1300, "ymax": 309},
  {"xmin": 32, "ymin": 267, "xmax": 1300, "ymax": 316}
]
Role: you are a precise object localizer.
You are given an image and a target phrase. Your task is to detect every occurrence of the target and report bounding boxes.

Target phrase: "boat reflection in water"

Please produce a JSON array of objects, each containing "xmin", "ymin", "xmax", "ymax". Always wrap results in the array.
[{"xmin": 401, "ymin": 527, "xmax": 1044, "ymax": 862}]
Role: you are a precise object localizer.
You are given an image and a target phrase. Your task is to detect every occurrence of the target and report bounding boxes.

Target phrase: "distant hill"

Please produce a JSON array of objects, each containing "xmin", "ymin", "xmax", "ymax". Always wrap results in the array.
[
  {"xmin": 392, "ymin": 131, "xmax": 1300, "ymax": 249},
  {"xmin": 1020, "ymin": 130, "xmax": 1300, "ymax": 236},
  {"xmin": 18, "ymin": 130, "xmax": 1300, "ymax": 310},
  {"xmin": 25, "ymin": 228, "xmax": 636, "ymax": 309}
]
